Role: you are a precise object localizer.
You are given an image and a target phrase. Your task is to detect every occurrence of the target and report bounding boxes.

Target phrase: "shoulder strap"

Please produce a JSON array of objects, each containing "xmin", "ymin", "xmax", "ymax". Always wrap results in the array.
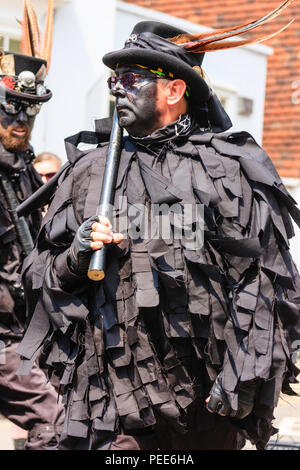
[
  {"xmin": 16, "ymin": 120, "xmax": 114, "ymax": 218},
  {"xmin": 16, "ymin": 162, "xmax": 71, "ymax": 217}
]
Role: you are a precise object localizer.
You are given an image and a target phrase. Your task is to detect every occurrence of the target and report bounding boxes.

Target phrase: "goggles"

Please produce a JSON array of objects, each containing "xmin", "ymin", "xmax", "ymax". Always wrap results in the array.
[
  {"xmin": 107, "ymin": 72, "xmax": 169, "ymax": 92},
  {"xmin": 0, "ymin": 100, "xmax": 42, "ymax": 117}
]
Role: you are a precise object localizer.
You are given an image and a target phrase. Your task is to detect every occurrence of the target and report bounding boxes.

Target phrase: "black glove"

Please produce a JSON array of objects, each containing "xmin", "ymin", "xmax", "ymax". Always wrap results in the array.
[
  {"xmin": 206, "ymin": 376, "xmax": 260, "ymax": 420},
  {"xmin": 68, "ymin": 215, "xmax": 100, "ymax": 275}
]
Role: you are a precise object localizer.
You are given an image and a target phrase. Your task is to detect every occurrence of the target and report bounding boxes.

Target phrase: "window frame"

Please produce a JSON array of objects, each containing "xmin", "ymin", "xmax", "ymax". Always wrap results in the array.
[{"xmin": 0, "ymin": 25, "xmax": 21, "ymax": 54}]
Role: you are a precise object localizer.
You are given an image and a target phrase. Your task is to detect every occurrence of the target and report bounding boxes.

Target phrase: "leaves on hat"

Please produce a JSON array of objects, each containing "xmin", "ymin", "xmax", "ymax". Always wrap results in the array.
[{"xmin": 167, "ymin": 0, "xmax": 294, "ymax": 53}]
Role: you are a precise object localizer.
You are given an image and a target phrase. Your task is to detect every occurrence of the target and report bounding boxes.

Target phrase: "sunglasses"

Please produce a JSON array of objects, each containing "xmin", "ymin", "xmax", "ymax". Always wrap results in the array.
[
  {"xmin": 107, "ymin": 72, "xmax": 169, "ymax": 91},
  {"xmin": 0, "ymin": 100, "xmax": 42, "ymax": 117},
  {"xmin": 39, "ymin": 172, "xmax": 56, "ymax": 182}
]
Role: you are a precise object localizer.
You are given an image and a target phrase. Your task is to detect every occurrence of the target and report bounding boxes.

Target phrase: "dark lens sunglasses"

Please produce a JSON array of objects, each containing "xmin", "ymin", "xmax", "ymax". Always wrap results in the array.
[
  {"xmin": 107, "ymin": 72, "xmax": 169, "ymax": 91},
  {"xmin": 0, "ymin": 100, "xmax": 41, "ymax": 117},
  {"xmin": 40, "ymin": 172, "xmax": 56, "ymax": 182}
]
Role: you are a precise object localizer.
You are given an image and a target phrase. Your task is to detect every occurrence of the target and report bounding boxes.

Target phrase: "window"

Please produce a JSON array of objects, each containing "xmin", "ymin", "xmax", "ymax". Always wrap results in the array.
[
  {"xmin": 214, "ymin": 89, "xmax": 231, "ymax": 114},
  {"xmin": 0, "ymin": 36, "xmax": 21, "ymax": 54},
  {"xmin": 213, "ymin": 85, "xmax": 237, "ymax": 120},
  {"xmin": 219, "ymin": 95, "xmax": 228, "ymax": 110}
]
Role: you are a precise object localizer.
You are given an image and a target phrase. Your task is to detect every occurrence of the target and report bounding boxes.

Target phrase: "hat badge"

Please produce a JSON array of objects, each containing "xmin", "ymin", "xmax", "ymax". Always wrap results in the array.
[
  {"xmin": 17, "ymin": 71, "xmax": 36, "ymax": 91},
  {"xmin": 126, "ymin": 34, "xmax": 138, "ymax": 43}
]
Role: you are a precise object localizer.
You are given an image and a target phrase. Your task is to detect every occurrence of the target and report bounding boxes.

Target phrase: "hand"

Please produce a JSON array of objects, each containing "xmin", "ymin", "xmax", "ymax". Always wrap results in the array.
[
  {"xmin": 68, "ymin": 215, "xmax": 124, "ymax": 274},
  {"xmin": 205, "ymin": 376, "xmax": 260, "ymax": 420},
  {"xmin": 205, "ymin": 377, "xmax": 230, "ymax": 417}
]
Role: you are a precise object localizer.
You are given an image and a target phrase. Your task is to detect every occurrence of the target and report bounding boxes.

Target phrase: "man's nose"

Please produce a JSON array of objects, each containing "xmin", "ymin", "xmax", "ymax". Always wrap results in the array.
[
  {"xmin": 15, "ymin": 110, "xmax": 29, "ymax": 125},
  {"xmin": 111, "ymin": 81, "xmax": 126, "ymax": 97}
]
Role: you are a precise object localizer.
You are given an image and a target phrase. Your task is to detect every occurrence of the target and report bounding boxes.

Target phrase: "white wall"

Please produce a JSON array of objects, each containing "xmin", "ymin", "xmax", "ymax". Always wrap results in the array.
[
  {"xmin": 0, "ymin": 0, "xmax": 48, "ymax": 34},
  {"xmin": 204, "ymin": 47, "xmax": 269, "ymax": 144},
  {"xmin": 0, "ymin": 0, "xmax": 116, "ymax": 160},
  {"xmin": 31, "ymin": 0, "xmax": 117, "ymax": 160}
]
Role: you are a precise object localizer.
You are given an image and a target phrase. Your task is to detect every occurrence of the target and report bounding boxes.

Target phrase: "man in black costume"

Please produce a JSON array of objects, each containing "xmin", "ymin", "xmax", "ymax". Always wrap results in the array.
[
  {"xmin": 0, "ymin": 51, "xmax": 65, "ymax": 450},
  {"xmin": 17, "ymin": 6, "xmax": 300, "ymax": 451}
]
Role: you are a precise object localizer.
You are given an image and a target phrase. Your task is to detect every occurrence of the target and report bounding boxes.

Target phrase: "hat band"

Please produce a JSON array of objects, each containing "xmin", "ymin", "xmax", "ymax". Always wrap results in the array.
[{"xmin": 136, "ymin": 64, "xmax": 190, "ymax": 98}]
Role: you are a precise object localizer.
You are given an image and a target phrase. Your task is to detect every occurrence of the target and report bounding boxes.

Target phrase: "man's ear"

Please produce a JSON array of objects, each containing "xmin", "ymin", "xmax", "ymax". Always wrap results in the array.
[{"xmin": 166, "ymin": 79, "xmax": 187, "ymax": 105}]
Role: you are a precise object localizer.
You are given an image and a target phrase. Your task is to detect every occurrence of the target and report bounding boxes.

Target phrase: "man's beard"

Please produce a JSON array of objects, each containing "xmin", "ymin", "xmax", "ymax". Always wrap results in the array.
[{"xmin": 0, "ymin": 124, "xmax": 32, "ymax": 152}]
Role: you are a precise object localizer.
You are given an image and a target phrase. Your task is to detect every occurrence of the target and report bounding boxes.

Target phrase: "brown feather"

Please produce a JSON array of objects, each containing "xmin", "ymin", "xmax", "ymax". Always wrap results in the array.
[
  {"xmin": 25, "ymin": 0, "xmax": 41, "ymax": 57},
  {"xmin": 187, "ymin": 20, "xmax": 294, "ymax": 53},
  {"xmin": 20, "ymin": 0, "xmax": 33, "ymax": 56},
  {"xmin": 168, "ymin": 0, "xmax": 294, "ymax": 50},
  {"xmin": 42, "ymin": 0, "xmax": 54, "ymax": 71}
]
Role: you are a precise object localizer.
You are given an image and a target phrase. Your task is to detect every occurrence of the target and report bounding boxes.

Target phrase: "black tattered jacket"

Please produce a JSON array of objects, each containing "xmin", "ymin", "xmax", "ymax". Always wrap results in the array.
[
  {"xmin": 0, "ymin": 142, "xmax": 42, "ymax": 336},
  {"xmin": 17, "ymin": 118, "xmax": 300, "ymax": 449}
]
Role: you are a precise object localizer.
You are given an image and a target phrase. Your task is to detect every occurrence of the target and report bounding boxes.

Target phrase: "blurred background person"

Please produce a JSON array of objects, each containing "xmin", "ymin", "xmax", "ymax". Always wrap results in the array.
[{"xmin": 33, "ymin": 152, "xmax": 62, "ymax": 184}]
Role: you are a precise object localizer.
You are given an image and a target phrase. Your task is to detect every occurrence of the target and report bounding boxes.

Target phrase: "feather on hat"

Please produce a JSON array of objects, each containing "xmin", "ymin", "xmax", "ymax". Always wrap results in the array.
[
  {"xmin": 103, "ymin": 0, "xmax": 294, "ymax": 133},
  {"xmin": 20, "ymin": 0, "xmax": 54, "ymax": 71},
  {"xmin": 167, "ymin": 0, "xmax": 294, "ymax": 52}
]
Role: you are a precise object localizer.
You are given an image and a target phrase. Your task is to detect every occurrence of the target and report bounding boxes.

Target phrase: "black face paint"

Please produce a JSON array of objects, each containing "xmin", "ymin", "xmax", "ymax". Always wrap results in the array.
[
  {"xmin": 0, "ymin": 109, "xmax": 13, "ymax": 130},
  {"xmin": 112, "ymin": 66, "xmax": 161, "ymax": 137},
  {"xmin": 0, "ymin": 108, "xmax": 35, "ymax": 129},
  {"xmin": 0, "ymin": 108, "xmax": 35, "ymax": 151}
]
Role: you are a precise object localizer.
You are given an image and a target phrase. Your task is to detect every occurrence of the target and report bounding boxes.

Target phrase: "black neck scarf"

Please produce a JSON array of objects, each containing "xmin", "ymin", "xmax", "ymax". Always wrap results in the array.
[{"xmin": 129, "ymin": 114, "xmax": 198, "ymax": 159}]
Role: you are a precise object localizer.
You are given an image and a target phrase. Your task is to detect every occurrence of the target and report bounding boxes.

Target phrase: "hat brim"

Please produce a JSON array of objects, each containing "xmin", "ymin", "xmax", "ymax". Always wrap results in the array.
[
  {"xmin": 102, "ymin": 49, "xmax": 211, "ymax": 104},
  {"xmin": 4, "ymin": 87, "xmax": 52, "ymax": 103}
]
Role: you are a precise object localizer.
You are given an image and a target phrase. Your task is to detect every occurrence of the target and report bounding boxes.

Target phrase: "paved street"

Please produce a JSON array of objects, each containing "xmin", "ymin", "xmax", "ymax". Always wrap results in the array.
[
  {"xmin": 0, "ymin": 419, "xmax": 15, "ymax": 450},
  {"xmin": 0, "ymin": 369, "xmax": 299, "ymax": 451},
  {"xmin": 244, "ymin": 377, "xmax": 300, "ymax": 450}
]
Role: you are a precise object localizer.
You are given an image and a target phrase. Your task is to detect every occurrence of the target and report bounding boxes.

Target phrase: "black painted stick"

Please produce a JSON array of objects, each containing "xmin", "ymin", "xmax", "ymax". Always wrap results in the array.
[{"xmin": 88, "ymin": 110, "xmax": 123, "ymax": 281}]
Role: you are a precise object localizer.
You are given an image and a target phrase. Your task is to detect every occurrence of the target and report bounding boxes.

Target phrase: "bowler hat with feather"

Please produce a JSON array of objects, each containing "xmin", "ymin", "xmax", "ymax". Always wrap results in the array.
[
  {"xmin": 102, "ymin": 2, "xmax": 294, "ymax": 132},
  {"xmin": 103, "ymin": 21, "xmax": 211, "ymax": 105}
]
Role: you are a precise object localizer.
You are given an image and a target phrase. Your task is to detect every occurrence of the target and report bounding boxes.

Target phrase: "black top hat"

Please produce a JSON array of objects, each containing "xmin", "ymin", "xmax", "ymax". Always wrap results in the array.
[
  {"xmin": 102, "ymin": 21, "xmax": 211, "ymax": 105},
  {"xmin": 0, "ymin": 52, "xmax": 52, "ymax": 103}
]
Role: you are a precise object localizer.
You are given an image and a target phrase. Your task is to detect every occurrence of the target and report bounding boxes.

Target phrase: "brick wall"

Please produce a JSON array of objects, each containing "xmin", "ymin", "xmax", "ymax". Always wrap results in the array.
[{"xmin": 124, "ymin": 0, "xmax": 300, "ymax": 178}]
